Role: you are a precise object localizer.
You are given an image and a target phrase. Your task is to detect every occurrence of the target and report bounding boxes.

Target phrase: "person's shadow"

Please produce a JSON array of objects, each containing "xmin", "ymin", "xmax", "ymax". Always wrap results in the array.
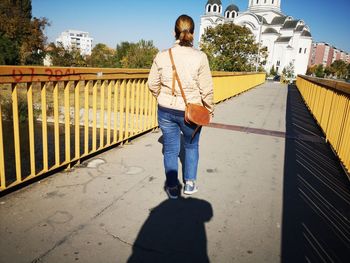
[{"xmin": 127, "ymin": 197, "xmax": 213, "ymax": 263}]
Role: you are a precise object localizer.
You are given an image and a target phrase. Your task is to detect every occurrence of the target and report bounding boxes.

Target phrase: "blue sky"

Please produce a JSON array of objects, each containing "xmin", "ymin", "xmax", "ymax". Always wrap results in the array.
[{"xmin": 32, "ymin": 0, "xmax": 350, "ymax": 52}]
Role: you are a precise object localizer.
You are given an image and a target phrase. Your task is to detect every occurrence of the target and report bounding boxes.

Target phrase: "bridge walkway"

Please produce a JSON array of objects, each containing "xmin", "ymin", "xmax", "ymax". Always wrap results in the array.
[{"xmin": 0, "ymin": 82, "xmax": 349, "ymax": 263}]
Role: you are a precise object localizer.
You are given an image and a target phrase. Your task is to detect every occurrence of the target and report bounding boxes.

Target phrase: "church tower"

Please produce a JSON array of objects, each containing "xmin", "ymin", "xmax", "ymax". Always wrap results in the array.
[
  {"xmin": 248, "ymin": 0, "xmax": 281, "ymax": 13},
  {"xmin": 199, "ymin": 0, "xmax": 225, "ymax": 43},
  {"xmin": 199, "ymin": 0, "xmax": 312, "ymax": 76},
  {"xmin": 205, "ymin": 0, "xmax": 222, "ymax": 15}
]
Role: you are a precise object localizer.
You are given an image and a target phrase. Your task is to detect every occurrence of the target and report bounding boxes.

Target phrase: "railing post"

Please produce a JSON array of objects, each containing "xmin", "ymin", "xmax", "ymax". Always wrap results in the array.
[
  {"xmin": 75, "ymin": 80, "xmax": 81, "ymax": 162},
  {"xmin": 12, "ymin": 83, "xmax": 22, "ymax": 183},
  {"xmin": 119, "ymin": 80, "xmax": 125, "ymax": 142},
  {"xmin": 0, "ymin": 99, "xmax": 6, "ymax": 190},
  {"xmin": 92, "ymin": 80, "xmax": 98, "ymax": 152},
  {"xmin": 64, "ymin": 81, "xmax": 71, "ymax": 168},
  {"xmin": 41, "ymin": 82, "xmax": 48, "ymax": 172},
  {"xmin": 100, "ymin": 80, "xmax": 107, "ymax": 149},
  {"xmin": 84, "ymin": 80, "xmax": 90, "ymax": 156},
  {"xmin": 27, "ymin": 83, "xmax": 36, "ymax": 176},
  {"xmin": 53, "ymin": 81, "xmax": 60, "ymax": 167},
  {"xmin": 106, "ymin": 80, "xmax": 113, "ymax": 146},
  {"xmin": 113, "ymin": 80, "xmax": 119, "ymax": 144}
]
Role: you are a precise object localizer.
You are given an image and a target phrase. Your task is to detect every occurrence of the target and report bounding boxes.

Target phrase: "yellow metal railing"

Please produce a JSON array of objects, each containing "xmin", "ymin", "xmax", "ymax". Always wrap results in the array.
[
  {"xmin": 212, "ymin": 72, "xmax": 266, "ymax": 103},
  {"xmin": 296, "ymin": 75, "xmax": 350, "ymax": 174},
  {"xmin": 0, "ymin": 66, "xmax": 265, "ymax": 192}
]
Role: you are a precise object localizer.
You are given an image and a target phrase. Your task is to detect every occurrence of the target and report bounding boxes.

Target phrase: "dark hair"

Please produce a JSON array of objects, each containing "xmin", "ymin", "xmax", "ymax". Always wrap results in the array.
[{"xmin": 175, "ymin": 15, "xmax": 195, "ymax": 47}]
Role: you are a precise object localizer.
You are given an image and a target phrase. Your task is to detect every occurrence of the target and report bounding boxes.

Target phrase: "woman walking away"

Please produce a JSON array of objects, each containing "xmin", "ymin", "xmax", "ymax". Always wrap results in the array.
[{"xmin": 148, "ymin": 14, "xmax": 214, "ymax": 199}]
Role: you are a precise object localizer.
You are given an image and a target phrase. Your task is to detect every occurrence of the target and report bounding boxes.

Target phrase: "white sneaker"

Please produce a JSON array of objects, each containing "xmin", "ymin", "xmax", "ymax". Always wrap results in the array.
[{"xmin": 184, "ymin": 181, "xmax": 198, "ymax": 195}]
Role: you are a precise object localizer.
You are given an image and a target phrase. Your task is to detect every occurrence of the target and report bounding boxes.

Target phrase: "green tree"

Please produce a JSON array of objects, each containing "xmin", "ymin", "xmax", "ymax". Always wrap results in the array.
[
  {"xmin": 306, "ymin": 65, "xmax": 317, "ymax": 76},
  {"xmin": 18, "ymin": 0, "xmax": 32, "ymax": 20},
  {"xmin": 120, "ymin": 40, "xmax": 158, "ymax": 69},
  {"xmin": 88, "ymin": 43, "xmax": 116, "ymax": 68},
  {"xmin": 115, "ymin": 41, "xmax": 135, "ymax": 68},
  {"xmin": 281, "ymin": 62, "xmax": 295, "ymax": 83},
  {"xmin": 20, "ymin": 17, "xmax": 49, "ymax": 65},
  {"xmin": 47, "ymin": 42, "xmax": 67, "ymax": 66},
  {"xmin": 200, "ymin": 23, "xmax": 260, "ymax": 72},
  {"xmin": 0, "ymin": 0, "xmax": 49, "ymax": 65},
  {"xmin": 258, "ymin": 45, "xmax": 268, "ymax": 72},
  {"xmin": 324, "ymin": 66, "xmax": 334, "ymax": 78},
  {"xmin": 331, "ymin": 60, "xmax": 348, "ymax": 79},
  {"xmin": 0, "ymin": 0, "xmax": 30, "ymax": 40},
  {"xmin": 269, "ymin": 65, "xmax": 277, "ymax": 76},
  {"xmin": 48, "ymin": 42, "xmax": 86, "ymax": 67},
  {"xmin": 315, "ymin": 64, "xmax": 325, "ymax": 78},
  {"xmin": 0, "ymin": 32, "xmax": 19, "ymax": 64},
  {"xmin": 70, "ymin": 48, "xmax": 87, "ymax": 67}
]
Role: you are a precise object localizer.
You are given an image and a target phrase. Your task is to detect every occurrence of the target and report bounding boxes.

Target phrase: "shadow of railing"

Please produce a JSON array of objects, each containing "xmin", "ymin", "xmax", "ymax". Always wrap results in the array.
[{"xmin": 281, "ymin": 85, "xmax": 350, "ymax": 262}]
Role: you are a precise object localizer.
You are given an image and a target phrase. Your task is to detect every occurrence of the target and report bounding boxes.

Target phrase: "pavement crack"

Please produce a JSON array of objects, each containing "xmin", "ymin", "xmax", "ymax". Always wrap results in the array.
[
  {"xmin": 103, "ymin": 228, "xmax": 133, "ymax": 247},
  {"xmin": 102, "ymin": 228, "xmax": 186, "ymax": 256},
  {"xmin": 30, "ymin": 174, "xmax": 152, "ymax": 262},
  {"xmin": 56, "ymin": 171, "xmax": 106, "ymax": 193},
  {"xmin": 30, "ymin": 224, "xmax": 86, "ymax": 263},
  {"xmin": 91, "ymin": 174, "xmax": 151, "ymax": 220}
]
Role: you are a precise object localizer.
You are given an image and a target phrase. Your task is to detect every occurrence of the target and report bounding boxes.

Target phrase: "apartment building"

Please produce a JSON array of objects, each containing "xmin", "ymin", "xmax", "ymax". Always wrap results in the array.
[
  {"xmin": 309, "ymin": 42, "xmax": 349, "ymax": 67},
  {"xmin": 56, "ymin": 30, "xmax": 93, "ymax": 56}
]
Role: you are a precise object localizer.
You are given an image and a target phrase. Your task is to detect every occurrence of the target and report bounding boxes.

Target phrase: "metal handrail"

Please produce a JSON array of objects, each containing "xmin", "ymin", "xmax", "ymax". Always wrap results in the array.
[
  {"xmin": 296, "ymin": 75, "xmax": 350, "ymax": 175},
  {"xmin": 0, "ymin": 66, "xmax": 265, "ymax": 192},
  {"xmin": 298, "ymin": 75, "xmax": 350, "ymax": 96}
]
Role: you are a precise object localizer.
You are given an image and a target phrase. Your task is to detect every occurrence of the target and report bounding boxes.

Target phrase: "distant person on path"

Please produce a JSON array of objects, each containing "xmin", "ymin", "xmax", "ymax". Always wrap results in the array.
[{"xmin": 148, "ymin": 14, "xmax": 214, "ymax": 199}]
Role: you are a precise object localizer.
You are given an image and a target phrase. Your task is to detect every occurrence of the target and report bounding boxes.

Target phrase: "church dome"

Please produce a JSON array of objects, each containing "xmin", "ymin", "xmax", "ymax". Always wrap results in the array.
[
  {"xmin": 295, "ymin": 25, "xmax": 305, "ymax": 32},
  {"xmin": 206, "ymin": 0, "xmax": 222, "ymax": 14},
  {"xmin": 282, "ymin": 20, "xmax": 299, "ymax": 29},
  {"xmin": 256, "ymin": 14, "xmax": 268, "ymax": 24},
  {"xmin": 270, "ymin": 16, "xmax": 287, "ymax": 25},
  {"xmin": 249, "ymin": 0, "xmax": 281, "ymax": 13},
  {"xmin": 275, "ymin": 36, "xmax": 292, "ymax": 43},
  {"xmin": 225, "ymin": 4, "xmax": 239, "ymax": 12},
  {"xmin": 301, "ymin": 31, "xmax": 312, "ymax": 37},
  {"xmin": 206, "ymin": 0, "xmax": 222, "ymax": 4},
  {"xmin": 263, "ymin": 28, "xmax": 279, "ymax": 34}
]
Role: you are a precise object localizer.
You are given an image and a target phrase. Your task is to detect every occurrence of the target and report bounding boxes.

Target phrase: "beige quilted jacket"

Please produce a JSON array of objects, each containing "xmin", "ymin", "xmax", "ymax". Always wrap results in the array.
[{"xmin": 148, "ymin": 42, "xmax": 214, "ymax": 113}]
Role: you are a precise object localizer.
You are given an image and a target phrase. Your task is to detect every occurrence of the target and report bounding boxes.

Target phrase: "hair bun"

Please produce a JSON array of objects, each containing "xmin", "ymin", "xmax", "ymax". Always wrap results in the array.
[
  {"xmin": 179, "ymin": 31, "xmax": 193, "ymax": 44},
  {"xmin": 175, "ymin": 15, "xmax": 195, "ymax": 47}
]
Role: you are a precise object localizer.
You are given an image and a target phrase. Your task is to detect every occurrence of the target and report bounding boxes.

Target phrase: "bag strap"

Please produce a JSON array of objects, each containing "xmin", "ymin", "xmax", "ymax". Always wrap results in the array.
[
  {"xmin": 168, "ymin": 48, "xmax": 188, "ymax": 105},
  {"xmin": 169, "ymin": 49, "xmax": 202, "ymax": 140}
]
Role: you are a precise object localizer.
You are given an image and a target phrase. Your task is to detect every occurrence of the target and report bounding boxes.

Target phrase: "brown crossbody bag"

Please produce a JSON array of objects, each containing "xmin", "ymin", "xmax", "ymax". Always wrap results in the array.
[{"xmin": 168, "ymin": 48, "xmax": 210, "ymax": 129}]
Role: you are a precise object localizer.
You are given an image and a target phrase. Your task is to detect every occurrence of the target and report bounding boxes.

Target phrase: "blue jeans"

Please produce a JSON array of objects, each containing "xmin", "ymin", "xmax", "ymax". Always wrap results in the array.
[{"xmin": 158, "ymin": 106, "xmax": 201, "ymax": 188}]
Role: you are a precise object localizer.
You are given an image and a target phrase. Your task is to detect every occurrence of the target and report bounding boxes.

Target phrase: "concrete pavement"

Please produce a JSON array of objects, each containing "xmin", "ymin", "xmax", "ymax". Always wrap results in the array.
[{"xmin": 1, "ymin": 82, "xmax": 349, "ymax": 263}]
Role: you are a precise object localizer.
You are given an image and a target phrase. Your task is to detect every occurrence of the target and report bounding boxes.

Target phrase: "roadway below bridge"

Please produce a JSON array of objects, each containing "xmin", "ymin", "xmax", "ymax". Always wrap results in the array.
[{"xmin": 0, "ymin": 82, "xmax": 349, "ymax": 263}]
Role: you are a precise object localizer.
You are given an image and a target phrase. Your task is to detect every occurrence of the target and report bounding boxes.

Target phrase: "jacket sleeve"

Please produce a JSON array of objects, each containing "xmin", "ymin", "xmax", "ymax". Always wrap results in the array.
[
  {"xmin": 198, "ymin": 53, "xmax": 214, "ymax": 113},
  {"xmin": 147, "ymin": 53, "xmax": 161, "ymax": 98}
]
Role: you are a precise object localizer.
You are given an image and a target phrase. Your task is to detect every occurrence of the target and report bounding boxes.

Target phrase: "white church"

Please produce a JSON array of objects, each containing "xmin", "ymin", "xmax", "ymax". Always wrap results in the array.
[{"xmin": 199, "ymin": 0, "xmax": 313, "ymax": 76}]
